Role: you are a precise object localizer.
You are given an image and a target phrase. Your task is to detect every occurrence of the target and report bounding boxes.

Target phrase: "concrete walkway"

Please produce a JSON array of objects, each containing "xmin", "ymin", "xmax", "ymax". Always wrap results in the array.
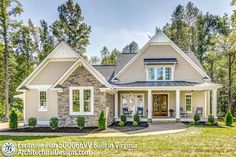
[{"xmin": 0, "ymin": 122, "xmax": 187, "ymax": 137}]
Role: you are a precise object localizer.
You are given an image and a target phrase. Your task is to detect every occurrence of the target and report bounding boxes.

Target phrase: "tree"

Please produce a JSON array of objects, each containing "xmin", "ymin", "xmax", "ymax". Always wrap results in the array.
[
  {"xmin": 100, "ymin": 46, "xmax": 110, "ymax": 65},
  {"xmin": 109, "ymin": 48, "xmax": 120, "ymax": 64},
  {"xmin": 38, "ymin": 19, "xmax": 54, "ymax": 62},
  {"xmin": 52, "ymin": 0, "xmax": 91, "ymax": 58},
  {"xmin": 122, "ymin": 41, "xmax": 139, "ymax": 53},
  {"xmin": 90, "ymin": 56, "xmax": 100, "ymax": 65},
  {"xmin": 0, "ymin": 0, "xmax": 23, "ymax": 120}
]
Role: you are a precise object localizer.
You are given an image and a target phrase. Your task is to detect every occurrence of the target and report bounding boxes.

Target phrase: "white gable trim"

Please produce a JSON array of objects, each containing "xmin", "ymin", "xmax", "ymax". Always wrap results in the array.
[
  {"xmin": 51, "ymin": 59, "xmax": 113, "ymax": 90},
  {"xmin": 16, "ymin": 42, "xmax": 80, "ymax": 91},
  {"xmin": 112, "ymin": 31, "xmax": 209, "ymax": 81}
]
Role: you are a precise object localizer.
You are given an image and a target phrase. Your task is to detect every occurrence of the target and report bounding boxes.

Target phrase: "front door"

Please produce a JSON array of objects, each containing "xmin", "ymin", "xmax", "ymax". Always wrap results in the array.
[{"xmin": 153, "ymin": 94, "xmax": 168, "ymax": 116}]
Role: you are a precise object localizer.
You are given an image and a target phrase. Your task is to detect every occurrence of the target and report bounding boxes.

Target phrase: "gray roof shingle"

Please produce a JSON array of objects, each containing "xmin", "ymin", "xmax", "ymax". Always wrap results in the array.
[
  {"xmin": 114, "ymin": 81, "xmax": 200, "ymax": 87},
  {"xmin": 114, "ymin": 53, "xmax": 136, "ymax": 76},
  {"xmin": 93, "ymin": 65, "xmax": 116, "ymax": 82}
]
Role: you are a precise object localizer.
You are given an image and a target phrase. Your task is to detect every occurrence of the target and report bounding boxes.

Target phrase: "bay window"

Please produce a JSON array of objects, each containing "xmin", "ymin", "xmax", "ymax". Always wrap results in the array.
[
  {"xmin": 69, "ymin": 87, "xmax": 94, "ymax": 115},
  {"xmin": 147, "ymin": 66, "xmax": 173, "ymax": 81}
]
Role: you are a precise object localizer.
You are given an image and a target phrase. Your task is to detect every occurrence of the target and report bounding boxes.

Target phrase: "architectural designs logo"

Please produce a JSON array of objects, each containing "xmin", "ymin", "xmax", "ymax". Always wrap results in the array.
[{"xmin": 1, "ymin": 142, "xmax": 16, "ymax": 156}]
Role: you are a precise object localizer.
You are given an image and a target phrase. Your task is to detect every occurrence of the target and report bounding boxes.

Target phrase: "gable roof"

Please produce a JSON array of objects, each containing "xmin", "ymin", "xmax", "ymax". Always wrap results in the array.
[
  {"xmin": 52, "ymin": 58, "xmax": 114, "ymax": 90},
  {"xmin": 185, "ymin": 51, "xmax": 206, "ymax": 74},
  {"xmin": 93, "ymin": 65, "xmax": 116, "ymax": 83},
  {"xmin": 114, "ymin": 53, "xmax": 136, "ymax": 76},
  {"xmin": 112, "ymin": 31, "xmax": 210, "ymax": 81},
  {"xmin": 16, "ymin": 42, "xmax": 80, "ymax": 91}
]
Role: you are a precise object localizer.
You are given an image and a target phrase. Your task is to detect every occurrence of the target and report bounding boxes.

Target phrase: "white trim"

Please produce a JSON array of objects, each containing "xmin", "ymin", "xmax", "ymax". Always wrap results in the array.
[
  {"xmin": 52, "ymin": 59, "xmax": 114, "ymax": 90},
  {"xmin": 23, "ymin": 91, "xmax": 26, "ymax": 123},
  {"xmin": 112, "ymin": 31, "xmax": 210, "ymax": 81},
  {"xmin": 205, "ymin": 91, "xmax": 207, "ymax": 117},
  {"xmin": 38, "ymin": 89, "xmax": 48, "ymax": 112},
  {"xmin": 114, "ymin": 93, "xmax": 118, "ymax": 119},
  {"xmin": 69, "ymin": 86, "xmax": 94, "ymax": 115},
  {"xmin": 16, "ymin": 41, "xmax": 80, "ymax": 91},
  {"xmin": 148, "ymin": 89, "xmax": 152, "ymax": 119},
  {"xmin": 50, "ymin": 58, "xmax": 77, "ymax": 62},
  {"xmin": 27, "ymin": 85, "xmax": 51, "ymax": 89},
  {"xmin": 146, "ymin": 65, "xmax": 175, "ymax": 81},
  {"xmin": 152, "ymin": 92, "xmax": 170, "ymax": 116},
  {"xmin": 185, "ymin": 93, "xmax": 192, "ymax": 113},
  {"xmin": 175, "ymin": 89, "xmax": 180, "ymax": 119},
  {"xmin": 113, "ymin": 85, "xmax": 222, "ymax": 91}
]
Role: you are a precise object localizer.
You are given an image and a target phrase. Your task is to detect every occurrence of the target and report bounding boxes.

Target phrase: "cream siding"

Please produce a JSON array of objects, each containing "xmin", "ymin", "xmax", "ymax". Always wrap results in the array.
[
  {"xmin": 25, "ymin": 89, "xmax": 58, "ymax": 122},
  {"xmin": 118, "ymin": 45, "xmax": 203, "ymax": 83},
  {"xmin": 29, "ymin": 61, "xmax": 74, "ymax": 85}
]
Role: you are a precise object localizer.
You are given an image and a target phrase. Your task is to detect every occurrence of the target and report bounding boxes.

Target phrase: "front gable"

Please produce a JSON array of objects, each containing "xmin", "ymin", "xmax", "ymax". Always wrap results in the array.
[{"xmin": 114, "ymin": 31, "xmax": 209, "ymax": 84}]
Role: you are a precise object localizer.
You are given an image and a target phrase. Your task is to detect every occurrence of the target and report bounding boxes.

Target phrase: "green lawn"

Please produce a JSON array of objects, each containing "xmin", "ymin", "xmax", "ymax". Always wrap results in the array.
[{"xmin": 0, "ymin": 123, "xmax": 236, "ymax": 157}]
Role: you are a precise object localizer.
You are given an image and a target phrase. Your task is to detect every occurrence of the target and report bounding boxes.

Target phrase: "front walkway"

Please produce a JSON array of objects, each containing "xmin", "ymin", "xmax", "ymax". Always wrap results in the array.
[{"xmin": 0, "ymin": 122, "xmax": 187, "ymax": 137}]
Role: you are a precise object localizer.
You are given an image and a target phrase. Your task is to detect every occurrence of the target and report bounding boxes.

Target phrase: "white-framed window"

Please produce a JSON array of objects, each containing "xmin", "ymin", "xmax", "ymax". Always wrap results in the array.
[
  {"xmin": 185, "ymin": 93, "xmax": 192, "ymax": 112},
  {"xmin": 120, "ymin": 93, "xmax": 144, "ymax": 115},
  {"xmin": 38, "ymin": 89, "xmax": 47, "ymax": 112},
  {"xmin": 69, "ymin": 87, "xmax": 94, "ymax": 115},
  {"xmin": 147, "ymin": 66, "xmax": 174, "ymax": 81}
]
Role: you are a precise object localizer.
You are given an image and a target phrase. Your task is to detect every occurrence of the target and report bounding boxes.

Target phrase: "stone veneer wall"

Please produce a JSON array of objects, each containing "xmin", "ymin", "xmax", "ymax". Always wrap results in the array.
[{"xmin": 57, "ymin": 65, "xmax": 114, "ymax": 127}]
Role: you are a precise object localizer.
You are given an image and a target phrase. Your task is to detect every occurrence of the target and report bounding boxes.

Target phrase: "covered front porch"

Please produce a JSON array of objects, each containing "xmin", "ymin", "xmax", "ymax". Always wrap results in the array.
[{"xmin": 114, "ymin": 87, "xmax": 218, "ymax": 122}]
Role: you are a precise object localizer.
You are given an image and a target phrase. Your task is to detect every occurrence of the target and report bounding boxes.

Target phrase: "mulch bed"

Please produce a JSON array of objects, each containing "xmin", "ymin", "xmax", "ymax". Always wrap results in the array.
[
  {"xmin": 109, "ymin": 122, "xmax": 149, "ymax": 132},
  {"xmin": 0, "ymin": 127, "xmax": 97, "ymax": 133}
]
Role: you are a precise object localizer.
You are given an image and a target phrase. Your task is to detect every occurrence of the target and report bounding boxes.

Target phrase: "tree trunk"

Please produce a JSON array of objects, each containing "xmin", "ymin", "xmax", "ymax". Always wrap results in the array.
[{"xmin": 1, "ymin": 0, "xmax": 9, "ymax": 120}]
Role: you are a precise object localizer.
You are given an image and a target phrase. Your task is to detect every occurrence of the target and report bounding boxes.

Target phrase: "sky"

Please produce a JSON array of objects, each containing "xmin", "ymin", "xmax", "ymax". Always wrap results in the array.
[{"xmin": 19, "ymin": 0, "xmax": 235, "ymax": 58}]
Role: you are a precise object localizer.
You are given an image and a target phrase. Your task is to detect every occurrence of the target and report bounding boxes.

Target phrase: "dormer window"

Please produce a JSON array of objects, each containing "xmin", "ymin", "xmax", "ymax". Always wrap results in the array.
[{"xmin": 147, "ymin": 66, "xmax": 174, "ymax": 81}]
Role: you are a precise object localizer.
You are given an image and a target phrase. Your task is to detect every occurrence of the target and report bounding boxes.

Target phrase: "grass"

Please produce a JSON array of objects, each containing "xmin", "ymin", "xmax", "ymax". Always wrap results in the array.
[{"xmin": 0, "ymin": 123, "xmax": 236, "ymax": 157}]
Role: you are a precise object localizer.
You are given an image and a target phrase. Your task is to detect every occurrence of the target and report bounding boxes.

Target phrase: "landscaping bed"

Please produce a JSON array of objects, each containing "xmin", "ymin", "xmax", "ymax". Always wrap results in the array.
[
  {"xmin": 0, "ymin": 127, "xmax": 97, "ymax": 133},
  {"xmin": 109, "ymin": 122, "xmax": 148, "ymax": 132}
]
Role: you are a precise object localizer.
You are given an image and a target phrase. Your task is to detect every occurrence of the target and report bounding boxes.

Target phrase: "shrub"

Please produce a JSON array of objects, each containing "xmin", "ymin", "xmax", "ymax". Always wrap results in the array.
[
  {"xmin": 9, "ymin": 110, "xmax": 18, "ymax": 129},
  {"xmin": 132, "ymin": 121, "xmax": 139, "ymax": 127},
  {"xmin": 189, "ymin": 121, "xmax": 195, "ymax": 126},
  {"xmin": 120, "ymin": 114, "xmax": 127, "ymax": 123},
  {"xmin": 194, "ymin": 114, "xmax": 200, "ymax": 123},
  {"xmin": 98, "ymin": 110, "xmax": 106, "ymax": 130},
  {"xmin": 50, "ymin": 117, "xmax": 59, "ymax": 129},
  {"xmin": 225, "ymin": 110, "xmax": 233, "ymax": 126},
  {"xmin": 133, "ymin": 113, "xmax": 140, "ymax": 123},
  {"xmin": 118, "ymin": 121, "xmax": 125, "ymax": 127},
  {"xmin": 208, "ymin": 115, "xmax": 214, "ymax": 125},
  {"xmin": 205, "ymin": 122, "xmax": 212, "ymax": 126},
  {"xmin": 76, "ymin": 116, "xmax": 85, "ymax": 130},
  {"xmin": 28, "ymin": 117, "xmax": 37, "ymax": 128}
]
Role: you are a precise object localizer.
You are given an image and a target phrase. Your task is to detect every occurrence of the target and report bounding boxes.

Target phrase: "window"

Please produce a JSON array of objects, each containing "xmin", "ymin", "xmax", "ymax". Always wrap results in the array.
[
  {"xmin": 165, "ymin": 67, "xmax": 172, "ymax": 80},
  {"xmin": 148, "ymin": 67, "xmax": 155, "ymax": 80},
  {"xmin": 38, "ymin": 90, "xmax": 47, "ymax": 111},
  {"xmin": 147, "ymin": 66, "xmax": 173, "ymax": 81},
  {"xmin": 69, "ymin": 87, "xmax": 94, "ymax": 115},
  {"xmin": 156, "ymin": 67, "xmax": 164, "ymax": 80},
  {"xmin": 185, "ymin": 94, "xmax": 192, "ymax": 112},
  {"xmin": 120, "ymin": 94, "xmax": 144, "ymax": 116}
]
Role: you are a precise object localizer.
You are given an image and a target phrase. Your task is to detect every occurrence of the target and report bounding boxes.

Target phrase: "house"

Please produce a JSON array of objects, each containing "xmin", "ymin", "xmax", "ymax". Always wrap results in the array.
[{"xmin": 16, "ymin": 31, "xmax": 221, "ymax": 126}]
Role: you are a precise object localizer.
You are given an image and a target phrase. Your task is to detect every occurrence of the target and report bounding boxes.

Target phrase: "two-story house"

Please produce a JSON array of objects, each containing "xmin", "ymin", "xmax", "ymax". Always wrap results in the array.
[{"xmin": 16, "ymin": 31, "xmax": 221, "ymax": 126}]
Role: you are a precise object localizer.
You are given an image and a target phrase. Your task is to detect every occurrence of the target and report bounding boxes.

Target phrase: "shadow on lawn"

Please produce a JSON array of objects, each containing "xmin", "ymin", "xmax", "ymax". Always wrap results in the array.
[{"xmin": 0, "ymin": 136, "xmax": 58, "ymax": 142}]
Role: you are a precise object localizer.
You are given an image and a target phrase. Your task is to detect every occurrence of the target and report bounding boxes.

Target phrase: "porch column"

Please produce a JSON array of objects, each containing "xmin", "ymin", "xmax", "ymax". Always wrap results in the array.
[
  {"xmin": 114, "ymin": 92, "xmax": 118, "ymax": 119},
  {"xmin": 175, "ymin": 89, "xmax": 180, "ymax": 121},
  {"xmin": 148, "ymin": 89, "xmax": 152, "ymax": 120},
  {"xmin": 212, "ymin": 89, "xmax": 217, "ymax": 118}
]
